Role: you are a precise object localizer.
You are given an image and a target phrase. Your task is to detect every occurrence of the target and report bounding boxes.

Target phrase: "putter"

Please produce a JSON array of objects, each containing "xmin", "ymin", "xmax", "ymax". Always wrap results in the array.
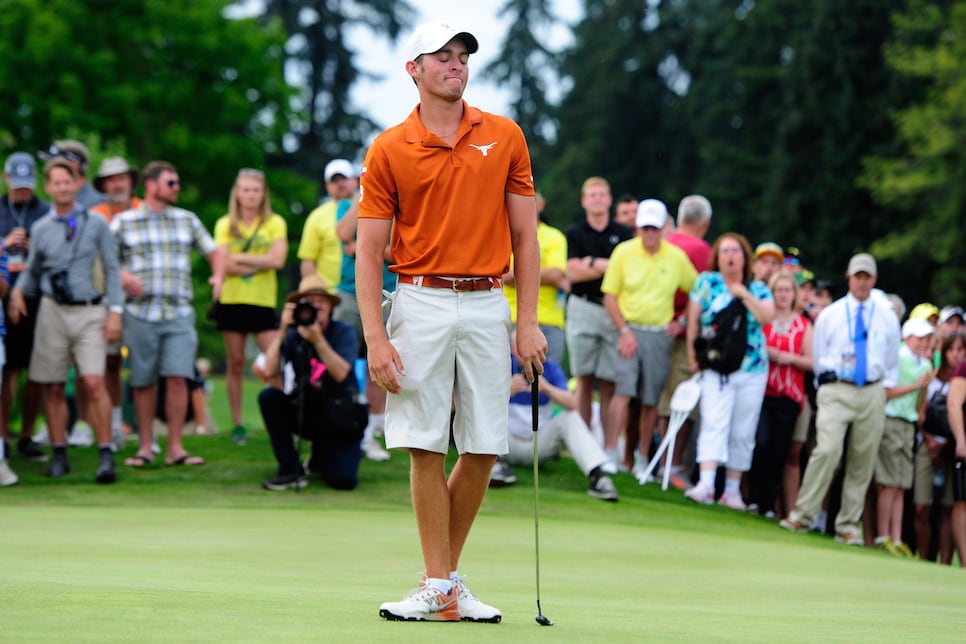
[{"xmin": 531, "ymin": 374, "xmax": 554, "ymax": 627}]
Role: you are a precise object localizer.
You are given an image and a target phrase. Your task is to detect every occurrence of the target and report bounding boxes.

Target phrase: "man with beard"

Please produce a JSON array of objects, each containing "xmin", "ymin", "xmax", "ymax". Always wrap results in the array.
[{"xmin": 112, "ymin": 161, "xmax": 224, "ymax": 469}]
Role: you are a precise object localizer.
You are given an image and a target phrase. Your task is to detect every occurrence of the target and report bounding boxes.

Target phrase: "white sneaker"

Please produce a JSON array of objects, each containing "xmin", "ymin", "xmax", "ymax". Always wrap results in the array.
[
  {"xmin": 362, "ymin": 438, "xmax": 390, "ymax": 462},
  {"xmin": 588, "ymin": 474, "xmax": 619, "ymax": 502},
  {"xmin": 0, "ymin": 459, "xmax": 18, "ymax": 487},
  {"xmin": 684, "ymin": 482, "xmax": 715, "ymax": 505},
  {"xmin": 453, "ymin": 575, "xmax": 502, "ymax": 623},
  {"xmin": 718, "ymin": 490, "xmax": 747, "ymax": 511},
  {"xmin": 111, "ymin": 426, "xmax": 125, "ymax": 452},
  {"xmin": 33, "ymin": 424, "xmax": 50, "ymax": 446},
  {"xmin": 810, "ymin": 509, "xmax": 828, "ymax": 533},
  {"xmin": 379, "ymin": 584, "xmax": 460, "ymax": 621},
  {"xmin": 67, "ymin": 422, "xmax": 94, "ymax": 447},
  {"xmin": 489, "ymin": 460, "xmax": 517, "ymax": 487}
]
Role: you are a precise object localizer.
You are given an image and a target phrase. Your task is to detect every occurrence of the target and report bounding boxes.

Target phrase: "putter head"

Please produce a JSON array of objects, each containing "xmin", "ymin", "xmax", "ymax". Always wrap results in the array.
[{"xmin": 535, "ymin": 614, "xmax": 554, "ymax": 626}]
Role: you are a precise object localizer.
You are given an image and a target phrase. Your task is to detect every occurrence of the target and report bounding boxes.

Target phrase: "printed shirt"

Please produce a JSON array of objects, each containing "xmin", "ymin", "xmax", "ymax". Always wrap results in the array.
[
  {"xmin": 601, "ymin": 238, "xmax": 697, "ymax": 326},
  {"xmin": 689, "ymin": 271, "xmax": 773, "ymax": 374},
  {"xmin": 112, "ymin": 204, "xmax": 216, "ymax": 322},
  {"xmin": 504, "ymin": 221, "xmax": 568, "ymax": 328},
  {"xmin": 764, "ymin": 313, "xmax": 810, "ymax": 404},
  {"xmin": 885, "ymin": 343, "xmax": 933, "ymax": 422},
  {"xmin": 214, "ymin": 213, "xmax": 287, "ymax": 308}
]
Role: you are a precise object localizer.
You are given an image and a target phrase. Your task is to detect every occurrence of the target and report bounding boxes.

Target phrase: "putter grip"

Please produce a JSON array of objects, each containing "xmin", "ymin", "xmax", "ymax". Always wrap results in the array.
[{"xmin": 531, "ymin": 378, "xmax": 539, "ymax": 432}]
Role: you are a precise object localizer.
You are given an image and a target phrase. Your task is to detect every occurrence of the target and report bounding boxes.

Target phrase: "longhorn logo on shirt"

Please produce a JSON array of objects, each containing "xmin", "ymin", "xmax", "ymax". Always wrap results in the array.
[{"xmin": 469, "ymin": 142, "xmax": 498, "ymax": 157}]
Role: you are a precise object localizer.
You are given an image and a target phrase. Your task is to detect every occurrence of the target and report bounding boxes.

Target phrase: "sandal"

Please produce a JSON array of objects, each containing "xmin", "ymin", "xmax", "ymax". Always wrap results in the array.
[
  {"xmin": 124, "ymin": 454, "xmax": 153, "ymax": 468},
  {"xmin": 165, "ymin": 454, "xmax": 206, "ymax": 467}
]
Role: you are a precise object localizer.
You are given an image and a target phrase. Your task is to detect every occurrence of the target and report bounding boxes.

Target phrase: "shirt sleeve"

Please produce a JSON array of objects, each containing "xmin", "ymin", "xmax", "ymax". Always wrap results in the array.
[
  {"xmin": 191, "ymin": 212, "xmax": 217, "ymax": 255},
  {"xmin": 358, "ymin": 139, "xmax": 397, "ymax": 220}
]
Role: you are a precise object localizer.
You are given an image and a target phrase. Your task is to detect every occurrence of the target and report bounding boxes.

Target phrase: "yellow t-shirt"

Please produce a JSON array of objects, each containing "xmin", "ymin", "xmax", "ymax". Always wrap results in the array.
[
  {"xmin": 601, "ymin": 238, "xmax": 697, "ymax": 325},
  {"xmin": 215, "ymin": 214, "xmax": 287, "ymax": 308},
  {"xmin": 504, "ymin": 221, "xmax": 567, "ymax": 328},
  {"xmin": 297, "ymin": 200, "xmax": 342, "ymax": 289}
]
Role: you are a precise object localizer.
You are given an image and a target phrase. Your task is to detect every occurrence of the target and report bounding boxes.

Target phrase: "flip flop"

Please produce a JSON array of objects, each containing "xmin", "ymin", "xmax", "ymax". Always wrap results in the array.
[
  {"xmin": 124, "ymin": 454, "xmax": 153, "ymax": 468},
  {"xmin": 165, "ymin": 454, "xmax": 206, "ymax": 467}
]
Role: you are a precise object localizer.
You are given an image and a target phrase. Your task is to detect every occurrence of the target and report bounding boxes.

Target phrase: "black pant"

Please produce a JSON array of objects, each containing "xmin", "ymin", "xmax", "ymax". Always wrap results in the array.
[
  {"xmin": 748, "ymin": 395, "xmax": 801, "ymax": 514},
  {"xmin": 258, "ymin": 387, "xmax": 361, "ymax": 490}
]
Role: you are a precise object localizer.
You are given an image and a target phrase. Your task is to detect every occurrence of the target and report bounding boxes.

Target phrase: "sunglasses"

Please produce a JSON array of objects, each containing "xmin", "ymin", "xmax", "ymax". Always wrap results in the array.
[{"xmin": 165, "ymin": 179, "xmax": 180, "ymax": 188}]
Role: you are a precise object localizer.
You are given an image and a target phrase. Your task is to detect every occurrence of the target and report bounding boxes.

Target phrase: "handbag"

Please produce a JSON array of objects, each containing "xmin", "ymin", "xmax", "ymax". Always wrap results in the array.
[{"xmin": 922, "ymin": 387, "xmax": 953, "ymax": 439}]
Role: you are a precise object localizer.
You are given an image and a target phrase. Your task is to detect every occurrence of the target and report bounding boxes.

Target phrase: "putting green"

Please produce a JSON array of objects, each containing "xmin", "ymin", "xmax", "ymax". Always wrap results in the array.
[{"xmin": 3, "ymin": 504, "xmax": 964, "ymax": 641}]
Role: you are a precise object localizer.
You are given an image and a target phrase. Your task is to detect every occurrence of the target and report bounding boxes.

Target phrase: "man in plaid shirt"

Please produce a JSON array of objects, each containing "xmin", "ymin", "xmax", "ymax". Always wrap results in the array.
[{"xmin": 112, "ymin": 161, "xmax": 225, "ymax": 468}]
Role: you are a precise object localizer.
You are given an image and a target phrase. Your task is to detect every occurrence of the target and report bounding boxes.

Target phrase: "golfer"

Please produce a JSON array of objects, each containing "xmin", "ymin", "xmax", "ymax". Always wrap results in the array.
[{"xmin": 356, "ymin": 21, "xmax": 546, "ymax": 622}]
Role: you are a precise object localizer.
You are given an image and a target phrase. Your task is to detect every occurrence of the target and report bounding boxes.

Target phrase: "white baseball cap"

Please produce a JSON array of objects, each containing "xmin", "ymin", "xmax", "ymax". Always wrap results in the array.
[
  {"xmin": 323, "ymin": 159, "xmax": 354, "ymax": 183},
  {"xmin": 635, "ymin": 198, "xmax": 668, "ymax": 229},
  {"xmin": 404, "ymin": 21, "xmax": 478, "ymax": 64},
  {"xmin": 901, "ymin": 317, "xmax": 934, "ymax": 339}
]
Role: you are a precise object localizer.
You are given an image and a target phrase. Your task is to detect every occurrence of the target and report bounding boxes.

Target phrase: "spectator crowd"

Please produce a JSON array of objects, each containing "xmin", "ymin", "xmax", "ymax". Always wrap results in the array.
[{"xmin": 1, "ymin": 142, "xmax": 964, "ymax": 569}]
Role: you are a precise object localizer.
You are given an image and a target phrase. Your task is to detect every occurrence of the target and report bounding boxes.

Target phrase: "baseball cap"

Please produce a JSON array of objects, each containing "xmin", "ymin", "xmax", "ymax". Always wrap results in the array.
[
  {"xmin": 901, "ymin": 317, "xmax": 935, "ymax": 339},
  {"xmin": 404, "ymin": 21, "xmax": 478, "ymax": 64},
  {"xmin": 939, "ymin": 305, "xmax": 965, "ymax": 325},
  {"xmin": 38, "ymin": 139, "xmax": 90, "ymax": 168},
  {"xmin": 754, "ymin": 242, "xmax": 784, "ymax": 262},
  {"xmin": 846, "ymin": 253, "xmax": 877, "ymax": 276},
  {"xmin": 4, "ymin": 152, "xmax": 36, "ymax": 189},
  {"xmin": 323, "ymin": 159, "xmax": 354, "ymax": 183},
  {"xmin": 908, "ymin": 302, "xmax": 940, "ymax": 322},
  {"xmin": 635, "ymin": 198, "xmax": 668, "ymax": 229}
]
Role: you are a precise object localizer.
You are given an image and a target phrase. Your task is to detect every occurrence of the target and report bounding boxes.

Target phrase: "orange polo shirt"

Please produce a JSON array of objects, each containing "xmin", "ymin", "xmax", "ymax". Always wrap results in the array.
[
  {"xmin": 90, "ymin": 196, "xmax": 142, "ymax": 223},
  {"xmin": 358, "ymin": 101, "xmax": 534, "ymax": 278}
]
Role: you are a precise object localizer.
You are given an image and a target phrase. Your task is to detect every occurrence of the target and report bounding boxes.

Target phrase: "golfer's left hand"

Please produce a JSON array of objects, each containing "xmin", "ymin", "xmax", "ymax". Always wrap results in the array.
[{"xmin": 515, "ymin": 323, "xmax": 547, "ymax": 383}]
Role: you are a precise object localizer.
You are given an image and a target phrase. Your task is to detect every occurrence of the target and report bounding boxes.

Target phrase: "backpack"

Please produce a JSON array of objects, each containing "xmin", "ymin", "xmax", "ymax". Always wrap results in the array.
[{"xmin": 693, "ymin": 294, "xmax": 748, "ymax": 375}]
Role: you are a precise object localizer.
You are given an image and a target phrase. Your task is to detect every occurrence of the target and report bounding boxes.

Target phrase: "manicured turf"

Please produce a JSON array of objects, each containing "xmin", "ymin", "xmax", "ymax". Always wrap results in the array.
[{"xmin": 2, "ymin": 378, "xmax": 965, "ymax": 641}]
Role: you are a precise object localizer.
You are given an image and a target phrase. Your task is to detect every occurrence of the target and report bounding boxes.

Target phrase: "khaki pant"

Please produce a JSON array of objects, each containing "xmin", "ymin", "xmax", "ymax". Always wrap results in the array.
[{"xmin": 790, "ymin": 381, "xmax": 886, "ymax": 536}]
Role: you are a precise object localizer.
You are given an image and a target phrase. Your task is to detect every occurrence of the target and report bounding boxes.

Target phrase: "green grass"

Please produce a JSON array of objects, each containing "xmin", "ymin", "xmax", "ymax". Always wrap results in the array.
[{"xmin": 2, "ymin": 377, "xmax": 965, "ymax": 641}]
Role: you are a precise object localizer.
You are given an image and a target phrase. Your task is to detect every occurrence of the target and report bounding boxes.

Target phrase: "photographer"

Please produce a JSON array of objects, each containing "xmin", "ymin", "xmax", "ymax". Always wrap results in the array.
[{"xmin": 258, "ymin": 275, "xmax": 362, "ymax": 491}]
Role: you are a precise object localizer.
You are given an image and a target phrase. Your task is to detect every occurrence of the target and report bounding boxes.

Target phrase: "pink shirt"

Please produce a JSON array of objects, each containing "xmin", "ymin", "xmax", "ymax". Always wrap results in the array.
[
  {"xmin": 667, "ymin": 231, "xmax": 711, "ymax": 317},
  {"xmin": 764, "ymin": 313, "xmax": 810, "ymax": 404}
]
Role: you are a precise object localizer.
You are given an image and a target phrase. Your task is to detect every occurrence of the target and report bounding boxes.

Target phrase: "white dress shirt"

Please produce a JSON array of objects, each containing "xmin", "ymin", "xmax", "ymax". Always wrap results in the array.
[{"xmin": 813, "ymin": 292, "xmax": 901, "ymax": 387}]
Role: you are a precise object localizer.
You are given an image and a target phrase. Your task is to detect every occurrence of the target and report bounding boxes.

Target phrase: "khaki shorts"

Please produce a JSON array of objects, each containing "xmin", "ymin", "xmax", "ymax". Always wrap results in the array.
[
  {"xmin": 29, "ymin": 296, "xmax": 106, "ymax": 383},
  {"xmin": 792, "ymin": 398, "xmax": 813, "ymax": 443},
  {"xmin": 912, "ymin": 440, "xmax": 954, "ymax": 506},
  {"xmin": 384, "ymin": 284, "xmax": 510, "ymax": 455},
  {"xmin": 658, "ymin": 335, "xmax": 698, "ymax": 421},
  {"xmin": 874, "ymin": 416, "xmax": 915, "ymax": 488}
]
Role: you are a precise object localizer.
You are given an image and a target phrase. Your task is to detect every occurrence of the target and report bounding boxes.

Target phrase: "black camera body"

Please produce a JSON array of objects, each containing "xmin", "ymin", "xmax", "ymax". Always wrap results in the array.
[
  {"xmin": 50, "ymin": 270, "xmax": 74, "ymax": 304},
  {"xmin": 293, "ymin": 298, "xmax": 318, "ymax": 327}
]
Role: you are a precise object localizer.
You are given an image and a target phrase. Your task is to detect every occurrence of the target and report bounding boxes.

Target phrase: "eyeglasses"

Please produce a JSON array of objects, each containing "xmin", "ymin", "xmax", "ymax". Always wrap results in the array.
[{"xmin": 238, "ymin": 168, "xmax": 265, "ymax": 179}]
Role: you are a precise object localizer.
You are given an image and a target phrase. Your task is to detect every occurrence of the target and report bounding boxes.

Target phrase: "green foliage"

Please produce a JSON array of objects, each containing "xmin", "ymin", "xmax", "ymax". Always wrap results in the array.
[
  {"xmin": 484, "ymin": 0, "xmax": 559, "ymax": 172},
  {"xmin": 860, "ymin": 0, "xmax": 966, "ymax": 303}
]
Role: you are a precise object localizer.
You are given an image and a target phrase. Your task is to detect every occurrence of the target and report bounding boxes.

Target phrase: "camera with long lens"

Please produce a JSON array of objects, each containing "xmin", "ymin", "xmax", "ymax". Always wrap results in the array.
[{"xmin": 293, "ymin": 298, "xmax": 318, "ymax": 327}]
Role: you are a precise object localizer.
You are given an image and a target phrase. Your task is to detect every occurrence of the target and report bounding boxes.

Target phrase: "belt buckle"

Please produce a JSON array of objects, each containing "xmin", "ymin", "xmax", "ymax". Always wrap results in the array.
[{"xmin": 451, "ymin": 279, "xmax": 462, "ymax": 292}]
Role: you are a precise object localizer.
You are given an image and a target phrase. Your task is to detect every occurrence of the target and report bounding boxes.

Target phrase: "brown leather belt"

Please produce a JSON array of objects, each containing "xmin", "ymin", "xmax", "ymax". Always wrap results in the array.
[{"xmin": 398, "ymin": 275, "xmax": 502, "ymax": 292}]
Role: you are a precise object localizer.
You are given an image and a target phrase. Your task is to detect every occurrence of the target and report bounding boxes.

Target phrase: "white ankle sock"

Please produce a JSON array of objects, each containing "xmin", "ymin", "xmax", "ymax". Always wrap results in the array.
[
  {"xmin": 724, "ymin": 478, "xmax": 740, "ymax": 494},
  {"xmin": 698, "ymin": 469, "xmax": 715, "ymax": 488},
  {"xmin": 425, "ymin": 577, "xmax": 452, "ymax": 594}
]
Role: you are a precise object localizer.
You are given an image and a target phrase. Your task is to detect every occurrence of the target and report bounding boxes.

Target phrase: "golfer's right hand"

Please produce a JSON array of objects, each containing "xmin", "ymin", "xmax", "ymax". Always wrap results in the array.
[{"xmin": 368, "ymin": 337, "xmax": 405, "ymax": 394}]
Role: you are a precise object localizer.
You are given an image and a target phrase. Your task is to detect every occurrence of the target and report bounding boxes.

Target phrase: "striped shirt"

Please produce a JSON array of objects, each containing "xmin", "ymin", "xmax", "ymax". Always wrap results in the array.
[{"xmin": 111, "ymin": 204, "xmax": 216, "ymax": 322}]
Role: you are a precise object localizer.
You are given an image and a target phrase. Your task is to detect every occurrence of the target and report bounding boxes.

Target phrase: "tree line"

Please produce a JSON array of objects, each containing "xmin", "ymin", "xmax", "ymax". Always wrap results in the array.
[{"xmin": 0, "ymin": 0, "xmax": 962, "ymax": 361}]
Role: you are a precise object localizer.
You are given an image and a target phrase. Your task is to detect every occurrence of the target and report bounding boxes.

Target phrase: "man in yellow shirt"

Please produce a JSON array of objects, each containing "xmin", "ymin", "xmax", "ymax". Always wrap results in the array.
[
  {"xmin": 503, "ymin": 193, "xmax": 568, "ymax": 364},
  {"xmin": 298, "ymin": 159, "xmax": 355, "ymax": 289},
  {"xmin": 601, "ymin": 198, "xmax": 697, "ymax": 472}
]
